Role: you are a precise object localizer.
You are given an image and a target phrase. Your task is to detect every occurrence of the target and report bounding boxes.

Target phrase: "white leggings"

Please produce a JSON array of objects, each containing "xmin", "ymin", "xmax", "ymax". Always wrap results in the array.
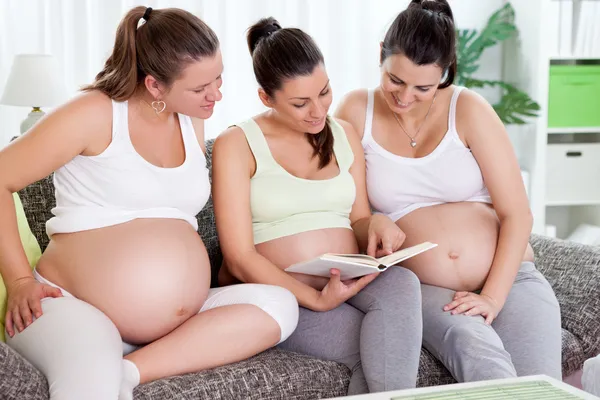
[{"xmin": 6, "ymin": 270, "xmax": 298, "ymax": 400}]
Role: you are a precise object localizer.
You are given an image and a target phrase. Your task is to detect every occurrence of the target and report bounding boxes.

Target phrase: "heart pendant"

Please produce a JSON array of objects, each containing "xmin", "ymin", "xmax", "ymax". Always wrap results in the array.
[
  {"xmin": 410, "ymin": 140, "xmax": 417, "ymax": 148},
  {"xmin": 151, "ymin": 100, "xmax": 166, "ymax": 114}
]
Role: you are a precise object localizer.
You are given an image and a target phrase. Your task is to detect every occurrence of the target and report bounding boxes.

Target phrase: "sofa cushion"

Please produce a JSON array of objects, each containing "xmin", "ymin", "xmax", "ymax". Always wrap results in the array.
[
  {"xmin": 135, "ymin": 348, "xmax": 349, "ymax": 400},
  {"xmin": 0, "ymin": 340, "xmax": 48, "ymax": 399},
  {"xmin": 561, "ymin": 328, "xmax": 588, "ymax": 378},
  {"xmin": 530, "ymin": 234, "xmax": 600, "ymax": 372},
  {"xmin": 197, "ymin": 140, "xmax": 223, "ymax": 288},
  {"xmin": 17, "ymin": 174, "xmax": 55, "ymax": 254},
  {"xmin": 0, "ymin": 343, "xmax": 349, "ymax": 400},
  {"xmin": 415, "ymin": 347, "xmax": 455, "ymax": 387},
  {"xmin": 0, "ymin": 327, "xmax": 584, "ymax": 400}
]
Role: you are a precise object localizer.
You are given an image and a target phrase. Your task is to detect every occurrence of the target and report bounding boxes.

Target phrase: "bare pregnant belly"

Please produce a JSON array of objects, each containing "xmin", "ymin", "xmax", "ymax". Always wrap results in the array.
[
  {"xmin": 396, "ymin": 202, "xmax": 534, "ymax": 292},
  {"xmin": 221, "ymin": 228, "xmax": 359, "ymax": 290},
  {"xmin": 36, "ymin": 218, "xmax": 211, "ymax": 344}
]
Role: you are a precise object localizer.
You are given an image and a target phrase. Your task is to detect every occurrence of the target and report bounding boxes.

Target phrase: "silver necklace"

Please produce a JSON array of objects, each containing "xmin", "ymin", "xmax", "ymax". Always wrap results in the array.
[{"xmin": 391, "ymin": 92, "xmax": 437, "ymax": 148}]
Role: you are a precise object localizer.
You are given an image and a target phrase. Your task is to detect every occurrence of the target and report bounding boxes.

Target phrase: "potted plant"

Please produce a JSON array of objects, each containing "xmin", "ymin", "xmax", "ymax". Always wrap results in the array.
[{"xmin": 456, "ymin": 2, "xmax": 539, "ymax": 124}]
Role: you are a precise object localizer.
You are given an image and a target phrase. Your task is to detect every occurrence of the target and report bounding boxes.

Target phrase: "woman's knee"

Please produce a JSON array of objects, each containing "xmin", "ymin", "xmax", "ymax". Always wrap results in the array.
[
  {"xmin": 210, "ymin": 284, "xmax": 299, "ymax": 344},
  {"xmin": 442, "ymin": 321, "xmax": 517, "ymax": 380},
  {"xmin": 278, "ymin": 304, "xmax": 363, "ymax": 369},
  {"xmin": 444, "ymin": 320, "xmax": 503, "ymax": 353},
  {"xmin": 7, "ymin": 296, "xmax": 122, "ymax": 352},
  {"xmin": 378, "ymin": 266, "xmax": 421, "ymax": 291},
  {"xmin": 371, "ymin": 267, "xmax": 421, "ymax": 308},
  {"xmin": 251, "ymin": 284, "xmax": 299, "ymax": 343},
  {"xmin": 390, "ymin": 266, "xmax": 420, "ymax": 289},
  {"xmin": 7, "ymin": 297, "xmax": 123, "ymax": 400}
]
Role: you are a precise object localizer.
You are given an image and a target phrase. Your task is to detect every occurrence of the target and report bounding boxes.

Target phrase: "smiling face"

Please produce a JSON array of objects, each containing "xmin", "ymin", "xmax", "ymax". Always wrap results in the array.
[
  {"xmin": 263, "ymin": 63, "xmax": 332, "ymax": 134},
  {"xmin": 379, "ymin": 52, "xmax": 443, "ymax": 114},
  {"xmin": 151, "ymin": 49, "xmax": 224, "ymax": 119}
]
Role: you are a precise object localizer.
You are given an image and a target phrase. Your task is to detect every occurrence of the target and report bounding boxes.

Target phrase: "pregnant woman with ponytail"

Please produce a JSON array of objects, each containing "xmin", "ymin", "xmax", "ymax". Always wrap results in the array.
[
  {"xmin": 213, "ymin": 17, "xmax": 423, "ymax": 395},
  {"xmin": 0, "ymin": 6, "xmax": 298, "ymax": 399},
  {"xmin": 336, "ymin": 0, "xmax": 562, "ymax": 383}
]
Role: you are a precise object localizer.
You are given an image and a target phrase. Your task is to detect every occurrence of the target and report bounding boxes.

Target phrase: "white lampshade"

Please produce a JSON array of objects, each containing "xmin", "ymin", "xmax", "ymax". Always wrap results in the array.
[{"xmin": 1, "ymin": 54, "xmax": 67, "ymax": 107}]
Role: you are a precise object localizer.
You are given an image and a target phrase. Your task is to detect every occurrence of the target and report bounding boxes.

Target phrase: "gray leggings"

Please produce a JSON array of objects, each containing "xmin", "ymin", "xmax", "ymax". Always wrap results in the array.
[
  {"xmin": 422, "ymin": 261, "xmax": 562, "ymax": 383},
  {"xmin": 278, "ymin": 267, "xmax": 422, "ymax": 395}
]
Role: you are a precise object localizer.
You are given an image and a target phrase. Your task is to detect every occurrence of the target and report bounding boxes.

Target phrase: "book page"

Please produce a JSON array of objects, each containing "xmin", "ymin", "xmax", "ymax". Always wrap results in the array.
[
  {"xmin": 377, "ymin": 242, "xmax": 438, "ymax": 267},
  {"xmin": 285, "ymin": 242, "xmax": 438, "ymax": 280},
  {"xmin": 322, "ymin": 253, "xmax": 379, "ymax": 267},
  {"xmin": 285, "ymin": 257, "xmax": 383, "ymax": 280}
]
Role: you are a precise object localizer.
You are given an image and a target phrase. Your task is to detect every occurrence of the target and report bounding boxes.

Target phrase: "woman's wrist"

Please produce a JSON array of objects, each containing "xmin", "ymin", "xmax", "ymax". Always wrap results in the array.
[
  {"xmin": 6, "ymin": 274, "xmax": 36, "ymax": 292},
  {"xmin": 480, "ymin": 291, "xmax": 502, "ymax": 309},
  {"xmin": 303, "ymin": 287, "xmax": 324, "ymax": 311}
]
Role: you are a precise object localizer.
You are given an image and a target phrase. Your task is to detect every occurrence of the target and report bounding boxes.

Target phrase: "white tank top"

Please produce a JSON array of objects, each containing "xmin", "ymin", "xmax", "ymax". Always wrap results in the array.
[
  {"xmin": 46, "ymin": 100, "xmax": 210, "ymax": 236},
  {"xmin": 363, "ymin": 86, "xmax": 491, "ymax": 222}
]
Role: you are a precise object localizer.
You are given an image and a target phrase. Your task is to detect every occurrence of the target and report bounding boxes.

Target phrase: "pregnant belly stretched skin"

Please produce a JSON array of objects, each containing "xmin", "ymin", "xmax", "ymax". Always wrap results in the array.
[{"xmin": 37, "ymin": 218, "xmax": 211, "ymax": 343}]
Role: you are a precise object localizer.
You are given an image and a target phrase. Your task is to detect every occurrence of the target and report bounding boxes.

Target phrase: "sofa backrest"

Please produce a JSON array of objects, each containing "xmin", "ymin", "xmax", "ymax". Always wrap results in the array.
[{"xmin": 18, "ymin": 139, "xmax": 223, "ymax": 287}]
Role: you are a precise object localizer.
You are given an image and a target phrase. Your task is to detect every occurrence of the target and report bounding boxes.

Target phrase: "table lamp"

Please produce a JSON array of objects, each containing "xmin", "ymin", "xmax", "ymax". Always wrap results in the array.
[{"xmin": 0, "ymin": 54, "xmax": 67, "ymax": 134}]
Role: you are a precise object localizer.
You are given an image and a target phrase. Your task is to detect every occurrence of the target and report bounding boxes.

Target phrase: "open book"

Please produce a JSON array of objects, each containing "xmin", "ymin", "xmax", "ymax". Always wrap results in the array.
[{"xmin": 285, "ymin": 242, "xmax": 437, "ymax": 280}]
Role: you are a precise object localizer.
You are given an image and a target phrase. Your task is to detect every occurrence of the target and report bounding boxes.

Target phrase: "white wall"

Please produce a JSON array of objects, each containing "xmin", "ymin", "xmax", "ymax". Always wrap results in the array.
[{"xmin": 0, "ymin": 0, "xmax": 504, "ymax": 145}]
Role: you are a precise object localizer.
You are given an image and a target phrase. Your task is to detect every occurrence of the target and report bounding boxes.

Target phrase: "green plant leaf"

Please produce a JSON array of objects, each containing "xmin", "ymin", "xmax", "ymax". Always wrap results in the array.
[
  {"xmin": 456, "ymin": 2, "xmax": 539, "ymax": 125},
  {"xmin": 464, "ymin": 78, "xmax": 514, "ymax": 92},
  {"xmin": 474, "ymin": 3, "xmax": 517, "ymax": 50},
  {"xmin": 493, "ymin": 86, "xmax": 541, "ymax": 125},
  {"xmin": 463, "ymin": 78, "xmax": 540, "ymax": 124},
  {"xmin": 456, "ymin": 29, "xmax": 481, "ymax": 85},
  {"xmin": 456, "ymin": 2, "xmax": 517, "ymax": 84}
]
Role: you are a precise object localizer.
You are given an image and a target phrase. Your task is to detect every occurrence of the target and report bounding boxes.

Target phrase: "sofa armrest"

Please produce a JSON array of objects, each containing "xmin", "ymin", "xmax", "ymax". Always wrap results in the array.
[{"xmin": 530, "ymin": 234, "xmax": 600, "ymax": 361}]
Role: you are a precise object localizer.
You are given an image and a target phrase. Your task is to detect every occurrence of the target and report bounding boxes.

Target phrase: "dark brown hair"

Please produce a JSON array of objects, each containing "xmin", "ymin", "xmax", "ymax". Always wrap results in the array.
[
  {"xmin": 83, "ymin": 6, "xmax": 219, "ymax": 101},
  {"xmin": 381, "ymin": 0, "xmax": 456, "ymax": 89},
  {"xmin": 247, "ymin": 17, "xmax": 333, "ymax": 169}
]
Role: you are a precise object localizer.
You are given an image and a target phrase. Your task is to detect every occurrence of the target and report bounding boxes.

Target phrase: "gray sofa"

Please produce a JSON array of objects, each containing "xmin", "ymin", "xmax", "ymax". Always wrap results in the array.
[{"xmin": 1, "ymin": 140, "xmax": 599, "ymax": 399}]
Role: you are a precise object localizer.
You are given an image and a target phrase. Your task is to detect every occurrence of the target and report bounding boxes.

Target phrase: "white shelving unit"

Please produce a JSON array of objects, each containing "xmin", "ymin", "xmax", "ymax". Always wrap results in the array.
[
  {"xmin": 504, "ymin": 0, "xmax": 600, "ymax": 238},
  {"xmin": 547, "ymin": 127, "xmax": 600, "ymax": 134}
]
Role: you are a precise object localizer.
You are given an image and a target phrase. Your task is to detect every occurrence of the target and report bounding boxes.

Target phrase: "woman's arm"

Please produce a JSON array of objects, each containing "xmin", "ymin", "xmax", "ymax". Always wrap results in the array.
[
  {"xmin": 446, "ymin": 89, "xmax": 533, "ymax": 323},
  {"xmin": 335, "ymin": 118, "xmax": 405, "ymax": 257},
  {"xmin": 0, "ymin": 91, "xmax": 112, "ymax": 334}
]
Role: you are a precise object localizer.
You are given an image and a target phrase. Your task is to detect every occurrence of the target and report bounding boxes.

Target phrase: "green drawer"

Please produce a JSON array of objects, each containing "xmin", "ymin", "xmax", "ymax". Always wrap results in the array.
[{"xmin": 548, "ymin": 65, "xmax": 600, "ymax": 128}]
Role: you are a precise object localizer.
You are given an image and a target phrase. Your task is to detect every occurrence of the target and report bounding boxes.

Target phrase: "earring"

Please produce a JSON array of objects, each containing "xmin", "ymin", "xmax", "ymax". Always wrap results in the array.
[
  {"xmin": 440, "ymin": 68, "xmax": 449, "ymax": 83},
  {"xmin": 151, "ymin": 100, "xmax": 166, "ymax": 114}
]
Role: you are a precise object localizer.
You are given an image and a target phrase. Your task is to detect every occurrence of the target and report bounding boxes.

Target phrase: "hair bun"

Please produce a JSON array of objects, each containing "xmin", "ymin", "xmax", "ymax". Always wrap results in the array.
[
  {"xmin": 247, "ymin": 17, "xmax": 282, "ymax": 55},
  {"xmin": 409, "ymin": 0, "xmax": 453, "ymax": 21}
]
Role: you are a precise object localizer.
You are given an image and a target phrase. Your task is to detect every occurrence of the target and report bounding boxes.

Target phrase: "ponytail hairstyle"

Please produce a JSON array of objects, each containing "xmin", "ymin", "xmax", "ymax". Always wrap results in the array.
[
  {"xmin": 83, "ymin": 6, "xmax": 219, "ymax": 101},
  {"xmin": 247, "ymin": 17, "xmax": 334, "ymax": 169},
  {"xmin": 381, "ymin": 0, "xmax": 456, "ymax": 88}
]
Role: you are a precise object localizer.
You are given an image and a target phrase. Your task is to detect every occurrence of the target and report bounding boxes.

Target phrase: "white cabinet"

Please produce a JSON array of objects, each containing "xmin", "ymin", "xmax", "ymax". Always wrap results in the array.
[
  {"xmin": 546, "ymin": 142, "xmax": 600, "ymax": 206},
  {"xmin": 506, "ymin": 0, "xmax": 600, "ymax": 239}
]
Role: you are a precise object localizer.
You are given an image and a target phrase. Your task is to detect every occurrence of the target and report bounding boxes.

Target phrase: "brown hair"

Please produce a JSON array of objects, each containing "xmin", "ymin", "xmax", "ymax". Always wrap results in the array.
[
  {"xmin": 381, "ymin": 0, "xmax": 456, "ymax": 89},
  {"xmin": 83, "ymin": 6, "xmax": 219, "ymax": 101},
  {"xmin": 247, "ymin": 17, "xmax": 333, "ymax": 169}
]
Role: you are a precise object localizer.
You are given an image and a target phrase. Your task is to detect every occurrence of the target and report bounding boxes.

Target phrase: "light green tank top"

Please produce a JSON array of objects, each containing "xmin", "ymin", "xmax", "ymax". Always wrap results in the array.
[{"xmin": 236, "ymin": 117, "xmax": 356, "ymax": 244}]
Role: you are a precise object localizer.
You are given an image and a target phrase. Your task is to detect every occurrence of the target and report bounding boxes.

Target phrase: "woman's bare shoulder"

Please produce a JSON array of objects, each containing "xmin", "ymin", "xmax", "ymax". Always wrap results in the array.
[{"xmin": 334, "ymin": 89, "xmax": 369, "ymax": 139}]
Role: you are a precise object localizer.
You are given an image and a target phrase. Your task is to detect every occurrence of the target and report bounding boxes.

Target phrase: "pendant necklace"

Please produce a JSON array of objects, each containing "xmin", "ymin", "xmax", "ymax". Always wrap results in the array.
[{"xmin": 391, "ymin": 92, "xmax": 437, "ymax": 148}]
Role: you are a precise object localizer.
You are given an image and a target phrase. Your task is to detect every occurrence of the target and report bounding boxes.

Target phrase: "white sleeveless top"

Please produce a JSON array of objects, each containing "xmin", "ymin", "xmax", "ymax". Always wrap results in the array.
[
  {"xmin": 363, "ymin": 86, "xmax": 491, "ymax": 222},
  {"xmin": 46, "ymin": 100, "xmax": 210, "ymax": 236}
]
